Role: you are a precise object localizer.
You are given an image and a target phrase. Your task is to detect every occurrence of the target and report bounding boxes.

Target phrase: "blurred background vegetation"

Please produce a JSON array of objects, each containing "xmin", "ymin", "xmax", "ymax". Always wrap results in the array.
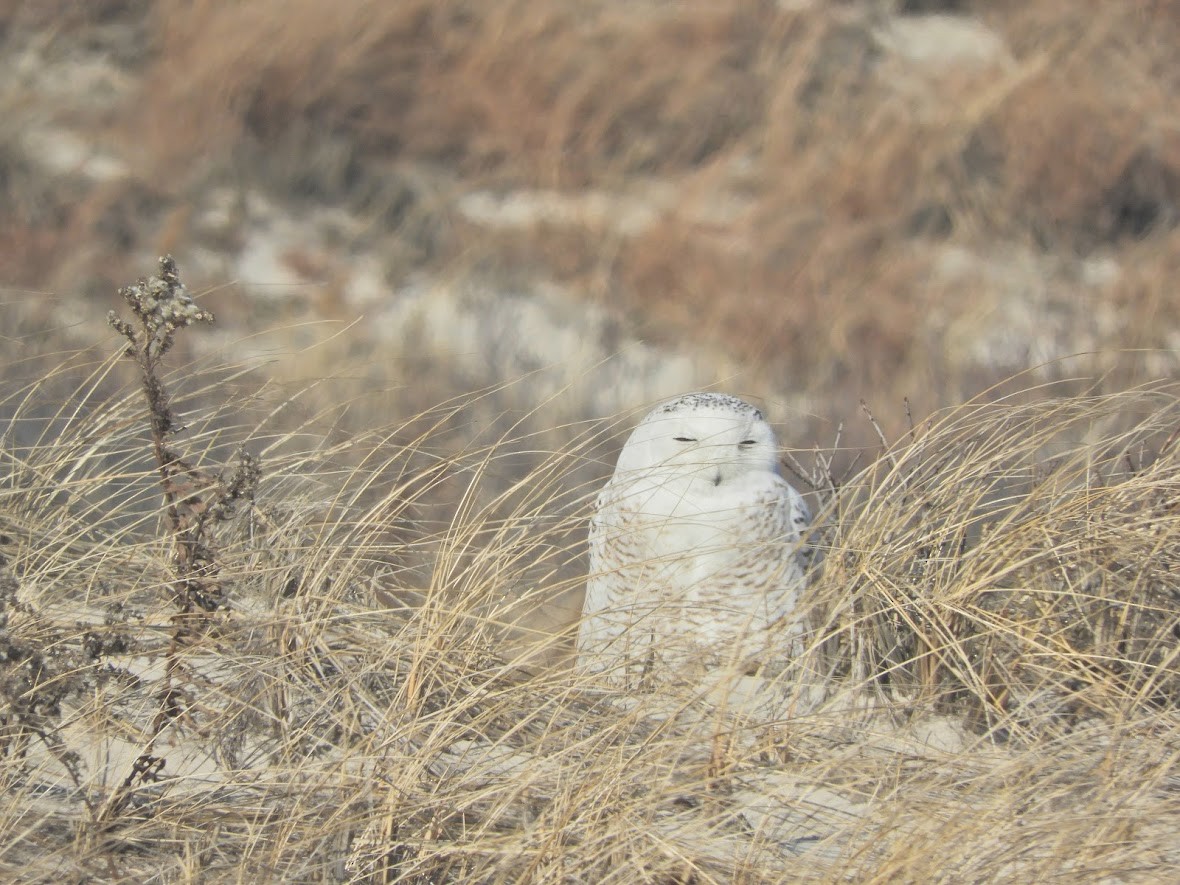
[{"xmin": 3, "ymin": 0, "xmax": 1177, "ymax": 452}]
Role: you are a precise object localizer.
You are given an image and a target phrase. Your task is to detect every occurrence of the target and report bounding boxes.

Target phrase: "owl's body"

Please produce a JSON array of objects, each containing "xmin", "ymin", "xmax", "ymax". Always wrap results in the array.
[{"xmin": 579, "ymin": 393, "xmax": 811, "ymax": 687}]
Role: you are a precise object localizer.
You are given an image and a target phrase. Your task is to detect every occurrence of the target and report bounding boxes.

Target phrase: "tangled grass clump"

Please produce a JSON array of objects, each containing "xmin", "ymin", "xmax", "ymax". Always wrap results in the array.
[
  {"xmin": 0, "ymin": 259, "xmax": 1177, "ymax": 882},
  {"xmin": 804, "ymin": 387, "xmax": 1180, "ymax": 740}
]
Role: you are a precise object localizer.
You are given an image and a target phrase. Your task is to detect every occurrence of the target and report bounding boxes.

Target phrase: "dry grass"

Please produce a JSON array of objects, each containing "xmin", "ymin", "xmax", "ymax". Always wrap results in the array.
[{"xmin": 1, "ymin": 259, "xmax": 1177, "ymax": 882}]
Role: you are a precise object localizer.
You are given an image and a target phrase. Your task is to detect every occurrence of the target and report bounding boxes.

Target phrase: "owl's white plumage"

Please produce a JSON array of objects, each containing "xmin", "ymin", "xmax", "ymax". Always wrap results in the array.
[{"xmin": 579, "ymin": 393, "xmax": 811, "ymax": 688}]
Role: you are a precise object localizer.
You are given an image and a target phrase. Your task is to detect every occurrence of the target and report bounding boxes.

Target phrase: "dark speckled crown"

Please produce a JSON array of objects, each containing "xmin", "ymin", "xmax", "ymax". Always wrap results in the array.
[{"xmin": 651, "ymin": 392, "xmax": 762, "ymax": 422}]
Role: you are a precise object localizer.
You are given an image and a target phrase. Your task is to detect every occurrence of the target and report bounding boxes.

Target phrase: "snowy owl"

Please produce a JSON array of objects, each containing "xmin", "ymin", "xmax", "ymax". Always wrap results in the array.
[{"xmin": 579, "ymin": 393, "xmax": 811, "ymax": 688}]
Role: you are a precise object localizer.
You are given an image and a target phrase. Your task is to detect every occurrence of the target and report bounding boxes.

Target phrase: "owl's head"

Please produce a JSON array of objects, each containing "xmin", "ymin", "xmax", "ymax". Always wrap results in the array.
[{"xmin": 614, "ymin": 393, "xmax": 780, "ymax": 487}]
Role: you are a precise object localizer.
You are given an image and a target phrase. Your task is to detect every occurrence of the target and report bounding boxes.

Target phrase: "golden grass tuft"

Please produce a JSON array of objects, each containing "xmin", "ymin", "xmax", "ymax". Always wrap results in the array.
[
  {"xmin": 805, "ymin": 385, "xmax": 1180, "ymax": 738},
  {"xmin": 1, "ymin": 261, "xmax": 1178, "ymax": 881}
]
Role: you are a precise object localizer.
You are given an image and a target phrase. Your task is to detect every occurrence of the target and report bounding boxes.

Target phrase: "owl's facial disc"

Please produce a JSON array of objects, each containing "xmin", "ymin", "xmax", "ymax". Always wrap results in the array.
[
  {"xmin": 613, "ymin": 392, "xmax": 783, "ymax": 484},
  {"xmin": 654, "ymin": 413, "xmax": 777, "ymax": 485}
]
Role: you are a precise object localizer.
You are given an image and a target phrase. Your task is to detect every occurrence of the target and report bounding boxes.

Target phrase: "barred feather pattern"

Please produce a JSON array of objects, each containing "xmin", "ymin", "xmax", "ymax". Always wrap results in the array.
[{"xmin": 579, "ymin": 393, "xmax": 811, "ymax": 689}]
